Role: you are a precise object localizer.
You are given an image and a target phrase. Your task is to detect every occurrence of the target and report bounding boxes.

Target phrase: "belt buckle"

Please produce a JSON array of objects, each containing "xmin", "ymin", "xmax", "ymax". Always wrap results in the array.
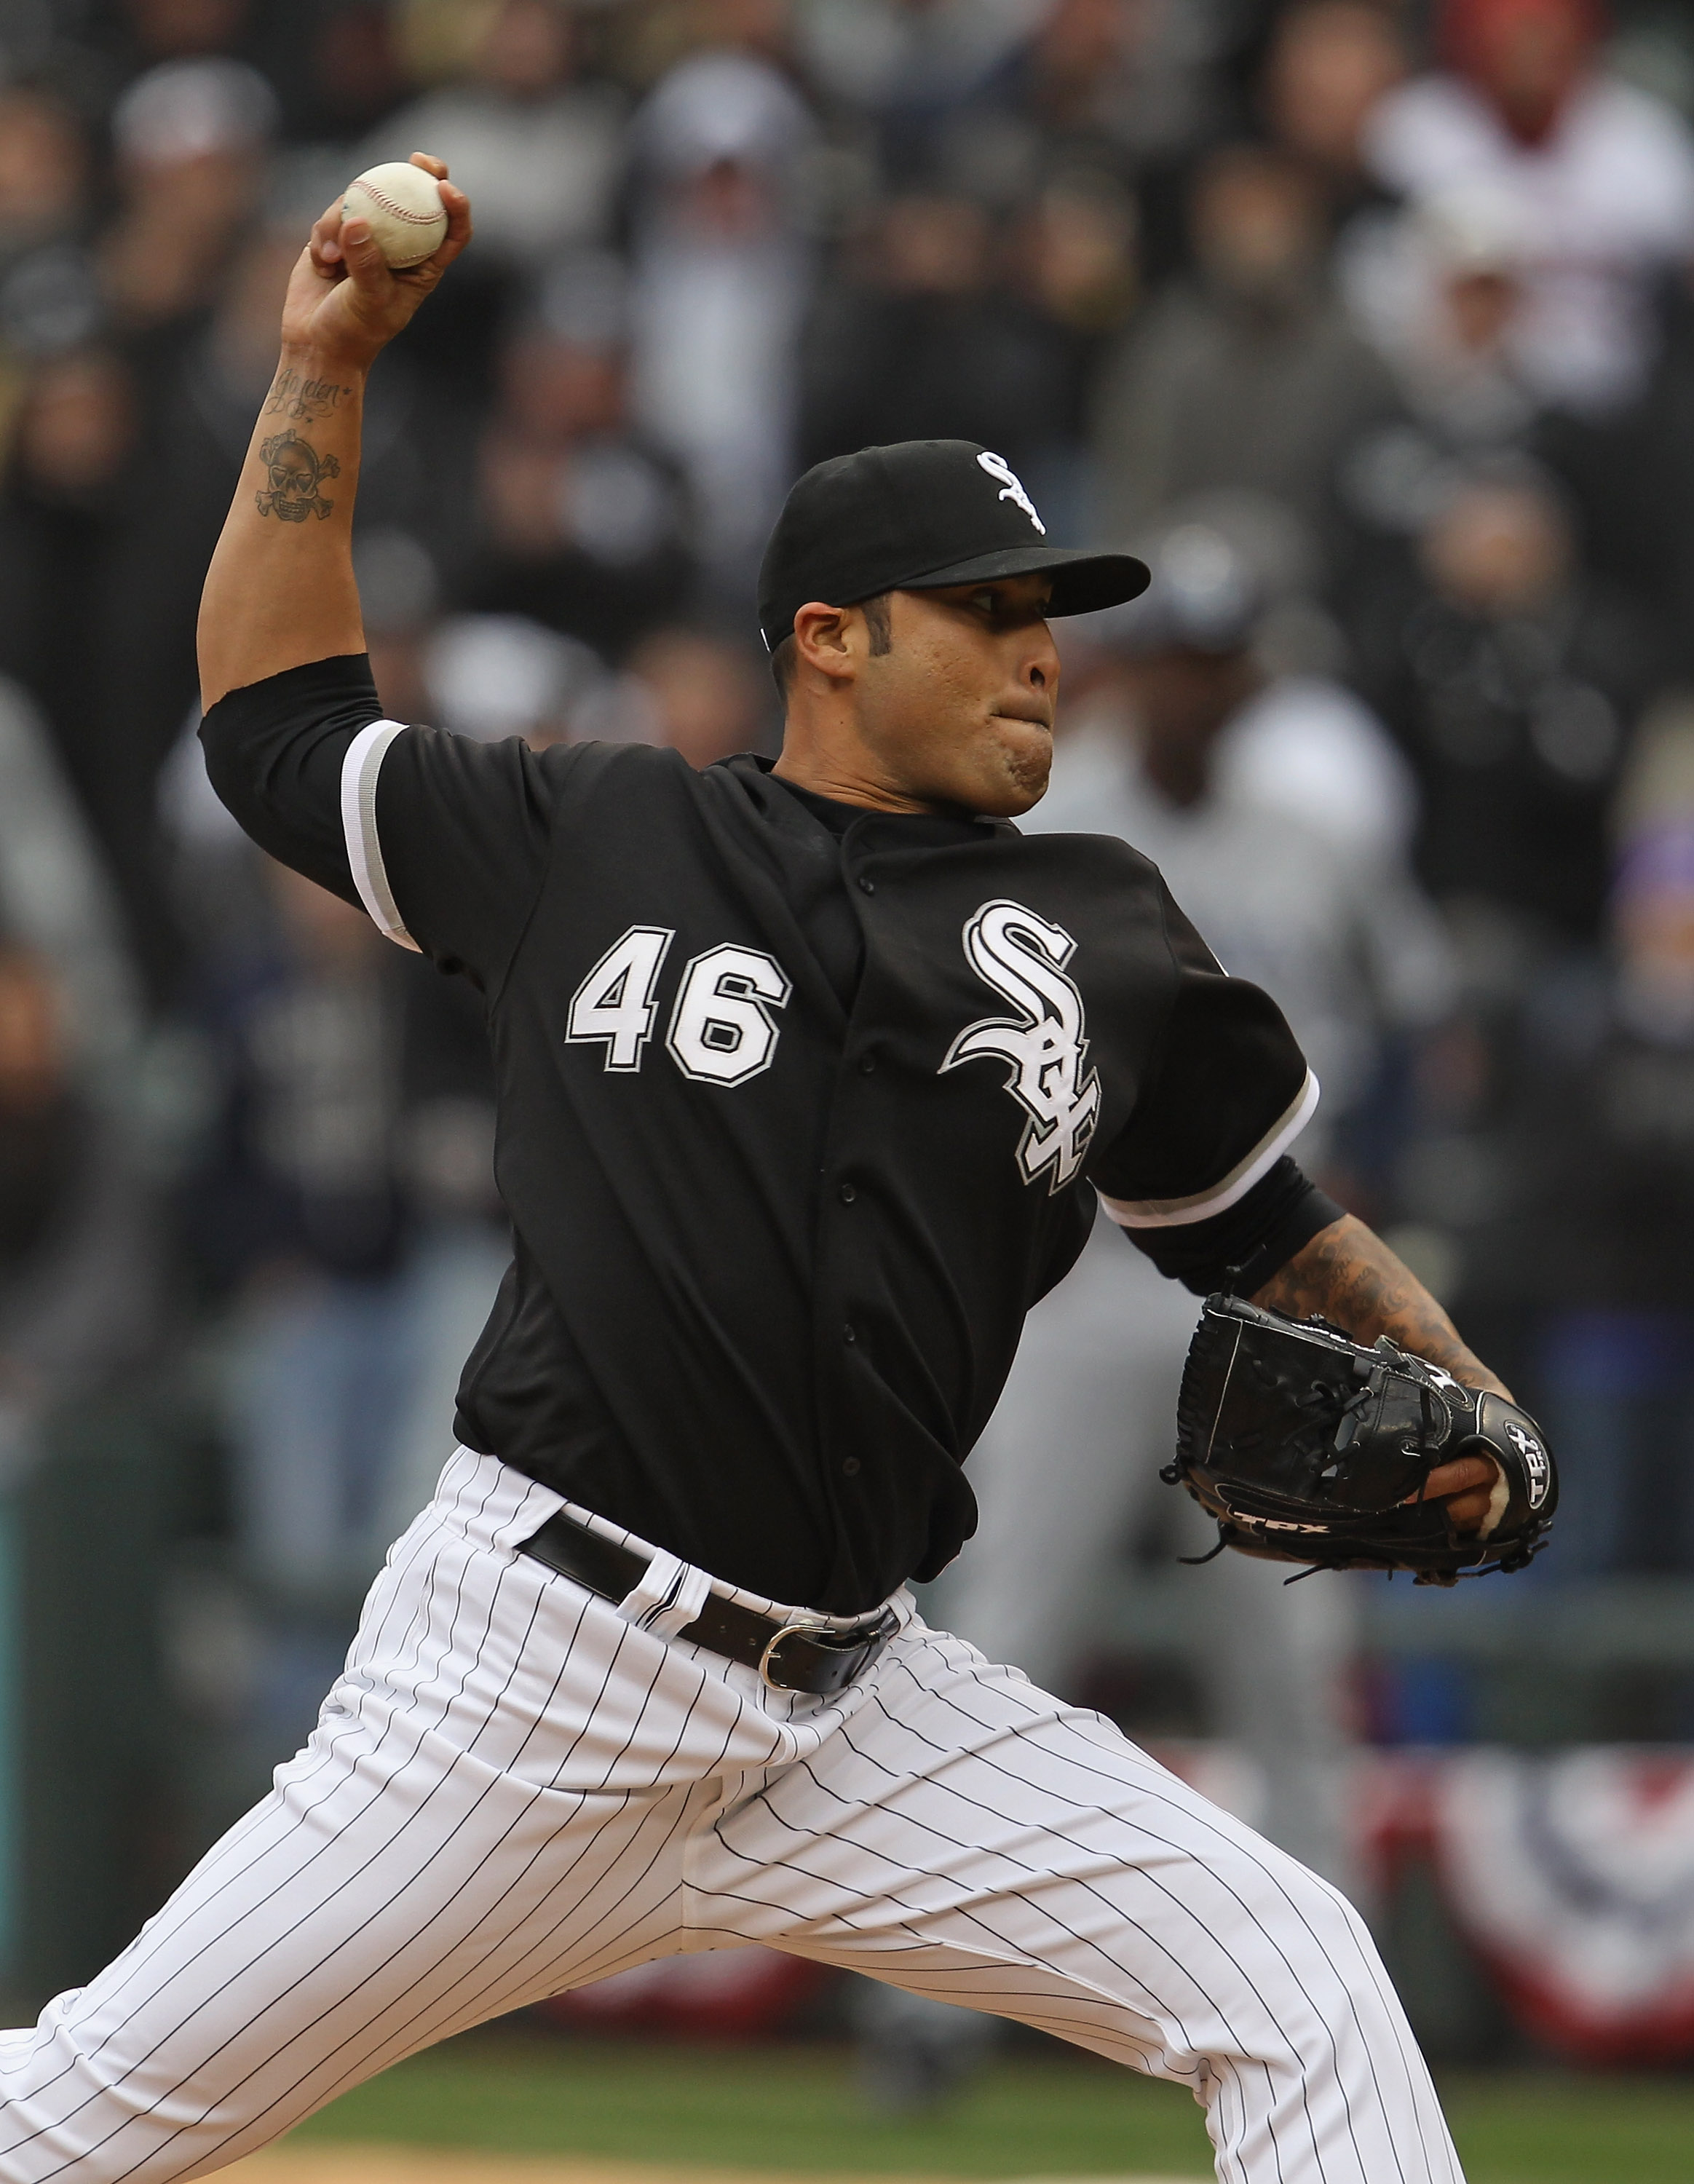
[{"xmin": 759, "ymin": 1616, "xmax": 841, "ymax": 1693}]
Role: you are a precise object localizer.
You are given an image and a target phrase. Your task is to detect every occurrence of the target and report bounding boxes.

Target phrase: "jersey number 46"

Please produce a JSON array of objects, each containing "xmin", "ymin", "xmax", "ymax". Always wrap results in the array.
[{"xmin": 566, "ymin": 925, "xmax": 791, "ymax": 1088}]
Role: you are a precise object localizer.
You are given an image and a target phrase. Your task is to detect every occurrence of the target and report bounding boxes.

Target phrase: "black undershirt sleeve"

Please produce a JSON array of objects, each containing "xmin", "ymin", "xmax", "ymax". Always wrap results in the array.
[{"xmin": 1120, "ymin": 1156, "xmax": 1343, "ymax": 1297}]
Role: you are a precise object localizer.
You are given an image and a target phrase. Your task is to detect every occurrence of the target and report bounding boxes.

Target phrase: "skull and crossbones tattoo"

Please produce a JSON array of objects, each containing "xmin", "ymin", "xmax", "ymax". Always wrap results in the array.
[{"xmin": 256, "ymin": 432, "xmax": 341, "ymax": 523}]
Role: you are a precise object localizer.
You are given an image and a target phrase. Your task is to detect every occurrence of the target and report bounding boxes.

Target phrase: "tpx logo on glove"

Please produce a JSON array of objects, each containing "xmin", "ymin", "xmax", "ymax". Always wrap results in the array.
[{"xmin": 1505, "ymin": 1420, "xmax": 1551, "ymax": 1508}]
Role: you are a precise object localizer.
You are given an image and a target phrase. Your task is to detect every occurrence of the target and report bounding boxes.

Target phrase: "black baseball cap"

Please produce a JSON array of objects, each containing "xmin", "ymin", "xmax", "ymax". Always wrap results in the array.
[{"xmin": 756, "ymin": 440, "xmax": 1151, "ymax": 652}]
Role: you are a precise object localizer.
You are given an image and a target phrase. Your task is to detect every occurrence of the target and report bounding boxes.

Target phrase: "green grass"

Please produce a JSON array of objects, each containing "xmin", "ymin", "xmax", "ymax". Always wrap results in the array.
[
  {"xmin": 1438, "ymin": 2073, "xmax": 1694, "ymax": 2184},
  {"xmin": 289, "ymin": 2028, "xmax": 1694, "ymax": 2181}
]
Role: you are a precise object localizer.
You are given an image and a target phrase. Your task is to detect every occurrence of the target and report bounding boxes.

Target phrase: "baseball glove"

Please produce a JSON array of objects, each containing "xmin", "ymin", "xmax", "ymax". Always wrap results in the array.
[{"xmin": 1167, "ymin": 1294, "xmax": 1556, "ymax": 1585}]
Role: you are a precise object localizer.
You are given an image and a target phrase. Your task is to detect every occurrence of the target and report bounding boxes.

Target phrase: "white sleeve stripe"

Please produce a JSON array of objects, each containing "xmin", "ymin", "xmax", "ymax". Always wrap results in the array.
[
  {"xmin": 339, "ymin": 720, "xmax": 421, "ymax": 952},
  {"xmin": 1098, "ymin": 1069, "xmax": 1321, "ymax": 1230}
]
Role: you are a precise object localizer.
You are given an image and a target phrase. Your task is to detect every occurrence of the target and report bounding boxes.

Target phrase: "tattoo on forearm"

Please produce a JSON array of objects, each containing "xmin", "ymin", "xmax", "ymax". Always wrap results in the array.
[
  {"xmin": 1252, "ymin": 1215, "xmax": 1508, "ymax": 1395},
  {"xmin": 264, "ymin": 366, "xmax": 352, "ymax": 421},
  {"xmin": 255, "ymin": 431, "xmax": 341, "ymax": 523}
]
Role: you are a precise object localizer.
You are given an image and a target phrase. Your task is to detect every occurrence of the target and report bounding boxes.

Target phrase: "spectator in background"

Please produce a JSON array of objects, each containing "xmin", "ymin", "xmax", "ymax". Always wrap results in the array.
[
  {"xmin": 1013, "ymin": 168, "xmax": 1139, "ymax": 337},
  {"xmin": 0, "ymin": 944, "xmax": 153, "ymax": 1408},
  {"xmin": 0, "ymin": 675, "xmax": 154, "ymax": 1409},
  {"xmin": 1345, "ymin": 179, "xmax": 1540, "ymax": 451},
  {"xmin": 0, "ymin": 89, "xmax": 101, "ymax": 359},
  {"xmin": 1362, "ymin": 0, "xmax": 1694, "ymax": 419},
  {"xmin": 0, "ymin": 87, "xmax": 90, "ymax": 267},
  {"xmin": 464, "ymin": 253, "xmax": 694, "ymax": 657},
  {"xmin": 622, "ymin": 624, "xmax": 774, "ymax": 764},
  {"xmin": 1260, "ymin": 0, "xmax": 1545, "ymax": 456},
  {"xmin": 1063, "ymin": 518, "xmax": 1453, "ymax": 1202},
  {"xmin": 1262, "ymin": 0, "xmax": 1410, "ymax": 222},
  {"xmin": 1483, "ymin": 706, "xmax": 1694, "ymax": 1577},
  {"xmin": 0, "ymin": 351, "xmax": 132, "ymax": 783},
  {"xmin": 627, "ymin": 48, "xmax": 817, "ymax": 606},
  {"xmin": 352, "ymin": 526, "xmax": 441, "ymax": 727},
  {"xmin": 1534, "ymin": 265, "xmax": 1694, "ymax": 684},
  {"xmin": 0, "ymin": 347, "xmax": 181, "ymax": 976},
  {"xmin": 1266, "ymin": 7, "xmax": 1545, "ymax": 460},
  {"xmin": 186, "ymin": 859, "xmax": 494, "ymax": 1704},
  {"xmin": 1089, "ymin": 142, "xmax": 1401, "ymax": 558},
  {"xmin": 1010, "ymin": 173, "xmax": 1140, "ymax": 529},
  {"xmin": 0, "ymin": 676, "xmax": 142, "ymax": 1081},
  {"xmin": 429, "ymin": 611, "xmax": 772, "ymax": 761},
  {"xmin": 797, "ymin": 189, "xmax": 1088, "ymax": 506},
  {"xmin": 1149, "ymin": 495, "xmax": 1425, "ymax": 860},
  {"xmin": 120, "ymin": 0, "xmax": 253, "ymax": 63},
  {"xmin": 424, "ymin": 612, "xmax": 614, "ymax": 748},
  {"xmin": 83, "ymin": 228, "xmax": 304, "ymax": 984},
  {"xmin": 287, "ymin": 0, "xmax": 410, "ymax": 146},
  {"xmin": 794, "ymin": 0, "xmax": 1034, "ymax": 174},
  {"xmin": 358, "ymin": 0, "xmax": 625, "ymax": 269},
  {"xmin": 939, "ymin": 0, "xmax": 1227, "ymax": 205},
  {"xmin": 190, "ymin": 866, "xmax": 414, "ymax": 1489},
  {"xmin": 1352, "ymin": 460, "xmax": 1658, "ymax": 946},
  {"xmin": 0, "ymin": 87, "xmax": 100, "ymax": 365},
  {"xmin": 100, "ymin": 55, "xmax": 279, "ymax": 333}
]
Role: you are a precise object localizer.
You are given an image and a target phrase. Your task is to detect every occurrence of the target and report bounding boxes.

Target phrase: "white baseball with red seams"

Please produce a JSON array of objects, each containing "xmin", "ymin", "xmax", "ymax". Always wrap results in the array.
[{"xmin": 342, "ymin": 162, "xmax": 448, "ymax": 268}]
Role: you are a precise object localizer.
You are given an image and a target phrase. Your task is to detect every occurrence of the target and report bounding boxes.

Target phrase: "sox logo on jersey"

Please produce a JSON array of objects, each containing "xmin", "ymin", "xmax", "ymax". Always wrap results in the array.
[{"xmin": 941, "ymin": 898, "xmax": 1101, "ymax": 1191}]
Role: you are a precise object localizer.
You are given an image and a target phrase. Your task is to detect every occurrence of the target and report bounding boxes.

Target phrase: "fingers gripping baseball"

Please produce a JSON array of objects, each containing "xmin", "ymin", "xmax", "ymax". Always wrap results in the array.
[
  {"xmin": 285, "ymin": 152, "xmax": 470, "ymax": 370},
  {"xmin": 1420, "ymin": 1452, "xmax": 1505, "ymax": 1534}
]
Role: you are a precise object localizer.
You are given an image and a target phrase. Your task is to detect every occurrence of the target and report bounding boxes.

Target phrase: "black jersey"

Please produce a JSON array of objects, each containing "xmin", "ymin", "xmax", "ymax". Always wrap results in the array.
[{"xmin": 203, "ymin": 655, "xmax": 1335, "ymax": 1613}]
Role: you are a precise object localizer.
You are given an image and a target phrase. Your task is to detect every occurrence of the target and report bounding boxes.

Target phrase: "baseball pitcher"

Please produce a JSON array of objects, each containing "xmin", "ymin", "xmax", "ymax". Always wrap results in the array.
[{"xmin": 0, "ymin": 159, "xmax": 1549, "ymax": 2184}]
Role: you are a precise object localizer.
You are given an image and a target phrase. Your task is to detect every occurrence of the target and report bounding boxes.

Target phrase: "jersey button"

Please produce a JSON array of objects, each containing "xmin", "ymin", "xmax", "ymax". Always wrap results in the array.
[
  {"xmin": 838, "ymin": 1182, "xmax": 856, "ymax": 1203},
  {"xmin": 858, "ymin": 1053, "xmax": 876, "ymax": 1075},
  {"xmin": 857, "ymin": 875, "xmax": 876, "ymax": 895},
  {"xmin": 842, "ymin": 1323, "xmax": 857, "ymax": 1344},
  {"xmin": 842, "ymin": 1457, "xmax": 861, "ymax": 1476}
]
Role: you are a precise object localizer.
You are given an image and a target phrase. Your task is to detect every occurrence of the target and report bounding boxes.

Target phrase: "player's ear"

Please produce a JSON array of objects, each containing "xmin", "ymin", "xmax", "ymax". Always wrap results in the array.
[{"xmin": 791, "ymin": 602, "xmax": 855, "ymax": 681}]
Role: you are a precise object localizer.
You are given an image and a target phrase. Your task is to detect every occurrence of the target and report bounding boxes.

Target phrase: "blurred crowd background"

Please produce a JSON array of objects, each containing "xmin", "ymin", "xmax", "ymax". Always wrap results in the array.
[{"xmin": 1, "ymin": 0, "xmax": 1693, "ymax": 2069}]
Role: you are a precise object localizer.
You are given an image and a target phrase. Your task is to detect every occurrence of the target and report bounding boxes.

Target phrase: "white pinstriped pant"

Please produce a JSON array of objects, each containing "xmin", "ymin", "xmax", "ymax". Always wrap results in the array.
[{"xmin": 0, "ymin": 1452, "xmax": 1463, "ymax": 2184}]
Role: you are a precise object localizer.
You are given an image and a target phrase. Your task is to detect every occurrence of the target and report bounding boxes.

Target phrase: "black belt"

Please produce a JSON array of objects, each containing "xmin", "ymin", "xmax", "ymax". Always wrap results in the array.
[{"xmin": 517, "ymin": 1509, "xmax": 898, "ymax": 1697}]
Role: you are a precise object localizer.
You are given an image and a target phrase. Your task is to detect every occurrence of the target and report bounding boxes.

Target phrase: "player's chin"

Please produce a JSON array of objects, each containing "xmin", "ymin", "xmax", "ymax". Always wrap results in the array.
[{"xmin": 976, "ymin": 716, "xmax": 1053, "ymax": 816}]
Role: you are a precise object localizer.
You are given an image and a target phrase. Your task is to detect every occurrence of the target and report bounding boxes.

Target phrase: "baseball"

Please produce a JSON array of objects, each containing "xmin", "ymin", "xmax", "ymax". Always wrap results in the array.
[{"xmin": 342, "ymin": 160, "xmax": 448, "ymax": 269}]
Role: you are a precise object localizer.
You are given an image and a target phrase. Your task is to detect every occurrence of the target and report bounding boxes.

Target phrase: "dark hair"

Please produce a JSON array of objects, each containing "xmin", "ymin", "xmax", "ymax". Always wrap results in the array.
[{"xmin": 769, "ymin": 592, "xmax": 893, "ymax": 697}]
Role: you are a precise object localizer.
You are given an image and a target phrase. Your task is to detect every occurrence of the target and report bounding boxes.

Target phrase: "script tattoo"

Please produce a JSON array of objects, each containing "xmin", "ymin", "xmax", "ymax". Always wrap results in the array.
[
  {"xmin": 255, "ymin": 430, "xmax": 341, "ymax": 523},
  {"xmin": 265, "ymin": 366, "xmax": 352, "ymax": 421}
]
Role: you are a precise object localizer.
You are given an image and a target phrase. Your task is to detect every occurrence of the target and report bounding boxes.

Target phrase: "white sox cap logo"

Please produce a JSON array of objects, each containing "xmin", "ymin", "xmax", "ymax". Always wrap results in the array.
[
  {"xmin": 941, "ymin": 899, "xmax": 1100, "ymax": 1191},
  {"xmin": 976, "ymin": 451, "xmax": 1046, "ymax": 535},
  {"xmin": 1504, "ymin": 1420, "xmax": 1551, "ymax": 1508}
]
